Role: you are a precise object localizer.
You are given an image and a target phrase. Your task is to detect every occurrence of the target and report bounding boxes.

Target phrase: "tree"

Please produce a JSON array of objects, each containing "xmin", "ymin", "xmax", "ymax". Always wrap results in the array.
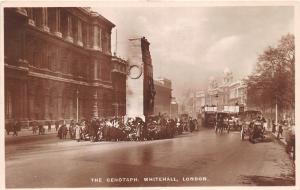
[{"xmin": 245, "ymin": 34, "xmax": 295, "ymax": 117}]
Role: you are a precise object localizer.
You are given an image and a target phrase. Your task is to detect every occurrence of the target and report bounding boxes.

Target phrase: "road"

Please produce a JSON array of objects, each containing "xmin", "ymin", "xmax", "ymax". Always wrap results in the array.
[{"xmin": 5, "ymin": 128, "xmax": 295, "ymax": 188}]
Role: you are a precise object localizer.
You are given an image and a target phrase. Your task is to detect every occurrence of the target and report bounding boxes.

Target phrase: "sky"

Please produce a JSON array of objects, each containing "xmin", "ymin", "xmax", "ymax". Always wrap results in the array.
[{"xmin": 94, "ymin": 6, "xmax": 294, "ymax": 101}]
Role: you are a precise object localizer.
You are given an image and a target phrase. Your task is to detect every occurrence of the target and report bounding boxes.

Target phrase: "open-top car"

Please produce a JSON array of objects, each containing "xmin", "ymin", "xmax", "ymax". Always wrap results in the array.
[{"xmin": 240, "ymin": 110, "xmax": 264, "ymax": 142}]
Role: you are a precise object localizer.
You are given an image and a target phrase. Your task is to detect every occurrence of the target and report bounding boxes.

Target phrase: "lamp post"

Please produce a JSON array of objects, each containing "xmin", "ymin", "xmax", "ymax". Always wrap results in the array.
[
  {"xmin": 215, "ymin": 93, "xmax": 219, "ymax": 111},
  {"xmin": 169, "ymin": 95, "xmax": 172, "ymax": 119},
  {"xmin": 271, "ymin": 65, "xmax": 278, "ymax": 129},
  {"xmin": 76, "ymin": 88, "xmax": 79, "ymax": 122}
]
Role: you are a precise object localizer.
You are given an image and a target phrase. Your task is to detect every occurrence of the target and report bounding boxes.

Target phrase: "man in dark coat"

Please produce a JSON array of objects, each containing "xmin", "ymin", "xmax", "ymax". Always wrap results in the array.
[
  {"xmin": 13, "ymin": 121, "xmax": 20, "ymax": 136},
  {"xmin": 5, "ymin": 122, "xmax": 12, "ymax": 135},
  {"xmin": 189, "ymin": 119, "xmax": 195, "ymax": 133},
  {"xmin": 55, "ymin": 120, "xmax": 60, "ymax": 131},
  {"xmin": 47, "ymin": 121, "xmax": 51, "ymax": 132}
]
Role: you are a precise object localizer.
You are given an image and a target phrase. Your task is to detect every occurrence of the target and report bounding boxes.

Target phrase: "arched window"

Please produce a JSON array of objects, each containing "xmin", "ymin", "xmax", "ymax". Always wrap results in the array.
[{"xmin": 5, "ymin": 89, "xmax": 13, "ymax": 119}]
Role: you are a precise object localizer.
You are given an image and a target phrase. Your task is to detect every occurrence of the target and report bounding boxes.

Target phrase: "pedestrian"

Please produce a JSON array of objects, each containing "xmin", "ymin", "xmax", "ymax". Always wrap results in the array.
[
  {"xmin": 75, "ymin": 123, "xmax": 81, "ymax": 142},
  {"xmin": 61, "ymin": 121, "xmax": 68, "ymax": 139},
  {"xmin": 69, "ymin": 122, "xmax": 75, "ymax": 139},
  {"xmin": 5, "ymin": 121, "xmax": 12, "ymax": 135},
  {"xmin": 189, "ymin": 119, "xmax": 195, "ymax": 133},
  {"xmin": 277, "ymin": 124, "xmax": 283, "ymax": 139},
  {"xmin": 38, "ymin": 123, "xmax": 44, "ymax": 135},
  {"xmin": 47, "ymin": 121, "xmax": 51, "ymax": 132},
  {"xmin": 55, "ymin": 120, "xmax": 60, "ymax": 131},
  {"xmin": 13, "ymin": 121, "xmax": 20, "ymax": 136},
  {"xmin": 57, "ymin": 125, "xmax": 62, "ymax": 139},
  {"xmin": 32, "ymin": 121, "xmax": 37, "ymax": 134},
  {"xmin": 272, "ymin": 120, "xmax": 276, "ymax": 133}
]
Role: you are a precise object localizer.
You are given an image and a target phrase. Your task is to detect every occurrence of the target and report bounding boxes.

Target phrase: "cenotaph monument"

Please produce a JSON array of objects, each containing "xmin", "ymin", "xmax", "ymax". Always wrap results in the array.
[{"xmin": 126, "ymin": 37, "xmax": 155, "ymax": 121}]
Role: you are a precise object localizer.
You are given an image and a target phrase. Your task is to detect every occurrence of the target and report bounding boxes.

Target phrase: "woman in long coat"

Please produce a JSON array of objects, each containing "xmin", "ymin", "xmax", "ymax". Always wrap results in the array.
[{"xmin": 75, "ymin": 123, "xmax": 81, "ymax": 142}]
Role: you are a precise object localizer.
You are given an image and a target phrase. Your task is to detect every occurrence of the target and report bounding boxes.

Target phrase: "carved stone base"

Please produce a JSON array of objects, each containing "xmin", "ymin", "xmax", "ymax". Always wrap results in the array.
[
  {"xmin": 54, "ymin": 31, "xmax": 62, "ymax": 38},
  {"xmin": 65, "ymin": 36, "xmax": 74, "ymax": 43},
  {"xmin": 42, "ymin": 26, "xmax": 50, "ymax": 33},
  {"xmin": 77, "ymin": 41, "xmax": 83, "ymax": 47},
  {"xmin": 93, "ymin": 45, "xmax": 101, "ymax": 51},
  {"xmin": 28, "ymin": 19, "xmax": 35, "ymax": 26}
]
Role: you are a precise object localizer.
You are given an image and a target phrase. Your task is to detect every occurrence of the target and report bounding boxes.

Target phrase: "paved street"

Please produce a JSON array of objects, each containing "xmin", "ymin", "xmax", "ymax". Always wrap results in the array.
[{"xmin": 5, "ymin": 129, "xmax": 295, "ymax": 188}]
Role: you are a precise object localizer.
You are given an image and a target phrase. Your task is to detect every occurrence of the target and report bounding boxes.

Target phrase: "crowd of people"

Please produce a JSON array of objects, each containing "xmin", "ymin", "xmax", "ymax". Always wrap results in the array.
[
  {"xmin": 56, "ymin": 115, "xmax": 199, "ymax": 142},
  {"xmin": 5, "ymin": 115, "xmax": 199, "ymax": 141},
  {"xmin": 5, "ymin": 121, "xmax": 21, "ymax": 136}
]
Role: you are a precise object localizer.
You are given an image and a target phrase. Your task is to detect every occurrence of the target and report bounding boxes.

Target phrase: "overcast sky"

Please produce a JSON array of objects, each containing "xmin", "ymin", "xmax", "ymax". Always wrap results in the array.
[{"xmin": 94, "ymin": 6, "xmax": 294, "ymax": 100}]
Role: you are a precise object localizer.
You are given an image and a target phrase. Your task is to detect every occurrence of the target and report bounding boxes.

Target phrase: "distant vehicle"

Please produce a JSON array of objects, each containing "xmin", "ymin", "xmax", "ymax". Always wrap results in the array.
[
  {"xmin": 180, "ymin": 113, "xmax": 189, "ymax": 131},
  {"xmin": 228, "ymin": 113, "xmax": 241, "ymax": 131},
  {"xmin": 215, "ymin": 111, "xmax": 230, "ymax": 133},
  {"xmin": 240, "ymin": 110, "xmax": 263, "ymax": 141},
  {"xmin": 201, "ymin": 106, "xmax": 217, "ymax": 128},
  {"xmin": 180, "ymin": 113, "xmax": 189, "ymax": 122}
]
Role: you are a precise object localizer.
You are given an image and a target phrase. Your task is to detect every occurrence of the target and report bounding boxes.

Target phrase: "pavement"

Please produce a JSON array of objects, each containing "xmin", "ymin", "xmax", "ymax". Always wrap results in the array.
[
  {"xmin": 5, "ymin": 128, "xmax": 295, "ymax": 188},
  {"xmin": 5, "ymin": 125, "xmax": 58, "ymax": 138},
  {"xmin": 270, "ymin": 126, "xmax": 296, "ymax": 161}
]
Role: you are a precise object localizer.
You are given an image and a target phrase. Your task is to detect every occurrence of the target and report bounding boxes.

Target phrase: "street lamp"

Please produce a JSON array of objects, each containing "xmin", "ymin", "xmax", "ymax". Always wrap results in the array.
[
  {"xmin": 271, "ymin": 66, "xmax": 278, "ymax": 129},
  {"xmin": 169, "ymin": 95, "xmax": 172, "ymax": 119},
  {"xmin": 215, "ymin": 93, "xmax": 219, "ymax": 111},
  {"xmin": 76, "ymin": 88, "xmax": 79, "ymax": 122}
]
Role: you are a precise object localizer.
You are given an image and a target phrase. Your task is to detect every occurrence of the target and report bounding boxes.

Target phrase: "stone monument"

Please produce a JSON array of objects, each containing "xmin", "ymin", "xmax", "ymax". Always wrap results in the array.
[{"xmin": 126, "ymin": 37, "xmax": 155, "ymax": 121}]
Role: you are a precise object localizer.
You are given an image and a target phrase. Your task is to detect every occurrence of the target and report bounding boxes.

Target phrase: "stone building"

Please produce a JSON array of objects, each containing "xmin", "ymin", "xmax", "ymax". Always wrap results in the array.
[
  {"xmin": 181, "ymin": 90, "xmax": 205, "ymax": 118},
  {"xmin": 170, "ymin": 97, "xmax": 179, "ymax": 118},
  {"xmin": 205, "ymin": 69, "xmax": 246, "ymax": 111},
  {"xmin": 153, "ymin": 78, "xmax": 172, "ymax": 116},
  {"xmin": 4, "ymin": 7, "xmax": 126, "ymax": 125},
  {"xmin": 228, "ymin": 80, "xmax": 247, "ymax": 106}
]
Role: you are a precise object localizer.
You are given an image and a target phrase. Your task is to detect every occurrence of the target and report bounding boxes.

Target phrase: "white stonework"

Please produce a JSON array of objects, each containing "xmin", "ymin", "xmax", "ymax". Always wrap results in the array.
[{"xmin": 126, "ymin": 38, "xmax": 145, "ymax": 121}]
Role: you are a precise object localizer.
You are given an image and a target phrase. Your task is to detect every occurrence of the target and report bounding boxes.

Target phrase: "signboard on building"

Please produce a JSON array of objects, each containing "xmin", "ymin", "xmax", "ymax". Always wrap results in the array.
[
  {"xmin": 224, "ymin": 106, "xmax": 239, "ymax": 113},
  {"xmin": 204, "ymin": 106, "xmax": 217, "ymax": 112}
]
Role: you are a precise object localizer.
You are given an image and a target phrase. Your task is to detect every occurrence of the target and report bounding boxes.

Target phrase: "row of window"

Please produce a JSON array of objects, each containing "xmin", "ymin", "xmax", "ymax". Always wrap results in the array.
[
  {"xmin": 229, "ymin": 88, "xmax": 245, "ymax": 99},
  {"xmin": 26, "ymin": 37, "xmax": 113, "ymax": 81},
  {"xmin": 25, "ymin": 8, "xmax": 111, "ymax": 54}
]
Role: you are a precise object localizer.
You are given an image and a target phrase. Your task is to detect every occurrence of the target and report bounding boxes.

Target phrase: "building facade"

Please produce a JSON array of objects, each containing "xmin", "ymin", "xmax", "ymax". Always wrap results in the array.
[
  {"xmin": 182, "ymin": 70, "xmax": 247, "ymax": 117},
  {"xmin": 228, "ymin": 81, "xmax": 247, "ymax": 106},
  {"xmin": 170, "ymin": 97, "xmax": 179, "ymax": 118},
  {"xmin": 205, "ymin": 70, "xmax": 246, "ymax": 110},
  {"xmin": 4, "ymin": 8, "xmax": 126, "ymax": 126},
  {"xmin": 153, "ymin": 78, "xmax": 172, "ymax": 116}
]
